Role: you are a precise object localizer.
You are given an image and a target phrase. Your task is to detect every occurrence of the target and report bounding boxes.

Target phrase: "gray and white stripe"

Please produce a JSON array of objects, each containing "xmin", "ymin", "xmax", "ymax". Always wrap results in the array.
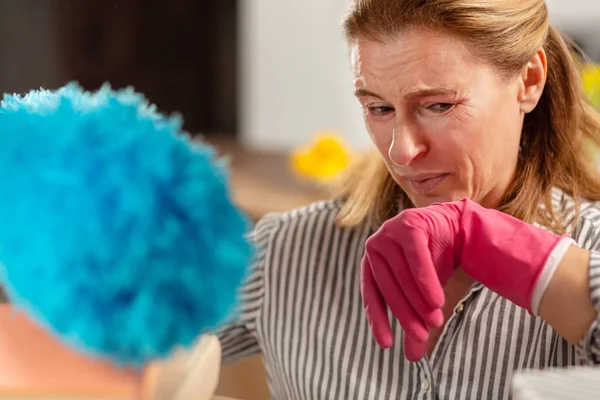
[{"xmin": 218, "ymin": 189, "xmax": 600, "ymax": 399}]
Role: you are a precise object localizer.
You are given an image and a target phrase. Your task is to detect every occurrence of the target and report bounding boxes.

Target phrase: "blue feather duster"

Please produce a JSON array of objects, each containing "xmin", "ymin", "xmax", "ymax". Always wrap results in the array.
[{"xmin": 0, "ymin": 82, "xmax": 253, "ymax": 367}]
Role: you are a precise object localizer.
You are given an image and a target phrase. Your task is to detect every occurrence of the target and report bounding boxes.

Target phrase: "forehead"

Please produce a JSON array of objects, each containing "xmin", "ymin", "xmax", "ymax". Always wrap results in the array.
[{"xmin": 350, "ymin": 29, "xmax": 485, "ymax": 92}]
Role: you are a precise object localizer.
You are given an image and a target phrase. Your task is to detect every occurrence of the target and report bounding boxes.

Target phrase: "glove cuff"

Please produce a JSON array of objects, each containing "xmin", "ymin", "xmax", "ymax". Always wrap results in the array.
[{"xmin": 530, "ymin": 236, "xmax": 576, "ymax": 315}]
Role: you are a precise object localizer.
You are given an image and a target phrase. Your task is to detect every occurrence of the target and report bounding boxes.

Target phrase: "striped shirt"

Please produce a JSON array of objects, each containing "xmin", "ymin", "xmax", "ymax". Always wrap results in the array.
[{"xmin": 217, "ymin": 189, "xmax": 600, "ymax": 399}]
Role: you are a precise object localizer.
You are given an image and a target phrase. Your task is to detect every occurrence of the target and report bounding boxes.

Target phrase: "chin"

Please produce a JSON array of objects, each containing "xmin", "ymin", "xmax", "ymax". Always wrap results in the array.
[
  {"xmin": 410, "ymin": 197, "xmax": 449, "ymax": 208},
  {"xmin": 405, "ymin": 192, "xmax": 467, "ymax": 209}
]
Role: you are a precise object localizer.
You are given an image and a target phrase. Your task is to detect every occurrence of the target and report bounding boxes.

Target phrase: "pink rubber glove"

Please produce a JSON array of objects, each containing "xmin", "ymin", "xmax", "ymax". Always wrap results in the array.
[{"xmin": 361, "ymin": 198, "xmax": 570, "ymax": 361}]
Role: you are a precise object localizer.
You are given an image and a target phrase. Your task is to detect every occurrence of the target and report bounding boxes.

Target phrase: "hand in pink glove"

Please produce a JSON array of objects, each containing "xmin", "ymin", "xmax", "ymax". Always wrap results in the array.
[{"xmin": 361, "ymin": 198, "xmax": 572, "ymax": 361}]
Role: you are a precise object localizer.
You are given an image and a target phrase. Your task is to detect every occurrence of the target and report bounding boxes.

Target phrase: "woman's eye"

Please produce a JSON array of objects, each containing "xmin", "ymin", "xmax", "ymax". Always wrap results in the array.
[
  {"xmin": 426, "ymin": 103, "xmax": 454, "ymax": 113},
  {"xmin": 367, "ymin": 106, "xmax": 394, "ymax": 116}
]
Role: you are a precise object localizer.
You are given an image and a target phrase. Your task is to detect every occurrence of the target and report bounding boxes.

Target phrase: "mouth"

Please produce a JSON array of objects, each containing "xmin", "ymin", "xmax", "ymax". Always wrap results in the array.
[{"xmin": 404, "ymin": 173, "xmax": 449, "ymax": 195}]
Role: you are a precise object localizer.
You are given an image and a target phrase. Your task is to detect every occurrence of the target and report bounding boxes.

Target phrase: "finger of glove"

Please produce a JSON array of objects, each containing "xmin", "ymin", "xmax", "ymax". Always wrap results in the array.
[
  {"xmin": 376, "ymin": 242, "xmax": 444, "ymax": 329},
  {"xmin": 403, "ymin": 331, "xmax": 429, "ymax": 362},
  {"xmin": 367, "ymin": 250, "xmax": 429, "ymax": 344},
  {"xmin": 361, "ymin": 254, "xmax": 394, "ymax": 348},
  {"xmin": 400, "ymin": 227, "xmax": 446, "ymax": 309}
]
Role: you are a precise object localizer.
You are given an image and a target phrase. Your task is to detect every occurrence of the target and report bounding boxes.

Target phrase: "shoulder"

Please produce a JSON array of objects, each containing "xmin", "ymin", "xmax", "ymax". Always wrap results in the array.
[
  {"xmin": 252, "ymin": 199, "xmax": 360, "ymax": 243},
  {"xmin": 572, "ymin": 199, "xmax": 600, "ymax": 250},
  {"xmin": 550, "ymin": 189, "xmax": 600, "ymax": 249},
  {"xmin": 251, "ymin": 199, "xmax": 371, "ymax": 273}
]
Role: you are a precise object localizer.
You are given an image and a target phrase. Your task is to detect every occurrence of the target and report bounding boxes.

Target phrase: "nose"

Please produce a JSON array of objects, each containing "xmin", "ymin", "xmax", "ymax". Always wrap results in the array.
[{"xmin": 388, "ymin": 124, "xmax": 427, "ymax": 166}]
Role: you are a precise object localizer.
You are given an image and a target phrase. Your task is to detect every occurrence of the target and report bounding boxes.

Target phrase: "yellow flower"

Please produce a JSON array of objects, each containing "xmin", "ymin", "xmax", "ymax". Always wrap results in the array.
[
  {"xmin": 290, "ymin": 133, "xmax": 352, "ymax": 183},
  {"xmin": 582, "ymin": 64, "xmax": 600, "ymax": 107}
]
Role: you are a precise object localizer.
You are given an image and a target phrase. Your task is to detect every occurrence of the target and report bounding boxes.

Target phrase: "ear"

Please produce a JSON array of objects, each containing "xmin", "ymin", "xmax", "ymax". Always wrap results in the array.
[{"xmin": 517, "ymin": 49, "xmax": 547, "ymax": 114}]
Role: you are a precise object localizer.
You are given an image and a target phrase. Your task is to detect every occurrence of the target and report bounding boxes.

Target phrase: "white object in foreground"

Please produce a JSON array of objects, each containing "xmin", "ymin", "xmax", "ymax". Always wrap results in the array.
[
  {"xmin": 512, "ymin": 366, "xmax": 600, "ymax": 400},
  {"xmin": 150, "ymin": 335, "xmax": 222, "ymax": 400}
]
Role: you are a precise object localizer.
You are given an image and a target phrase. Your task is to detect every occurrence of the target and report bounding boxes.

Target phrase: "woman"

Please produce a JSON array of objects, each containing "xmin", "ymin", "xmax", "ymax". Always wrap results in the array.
[{"xmin": 218, "ymin": 0, "xmax": 600, "ymax": 398}]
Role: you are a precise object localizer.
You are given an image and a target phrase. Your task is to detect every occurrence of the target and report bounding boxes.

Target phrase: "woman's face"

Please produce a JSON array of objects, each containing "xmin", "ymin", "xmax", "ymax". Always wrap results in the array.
[{"xmin": 351, "ymin": 28, "xmax": 546, "ymax": 208}]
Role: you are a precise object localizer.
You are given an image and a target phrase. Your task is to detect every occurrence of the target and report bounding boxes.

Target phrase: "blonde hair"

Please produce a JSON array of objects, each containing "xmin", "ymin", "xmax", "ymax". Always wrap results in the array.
[{"xmin": 335, "ymin": 0, "xmax": 600, "ymax": 233}]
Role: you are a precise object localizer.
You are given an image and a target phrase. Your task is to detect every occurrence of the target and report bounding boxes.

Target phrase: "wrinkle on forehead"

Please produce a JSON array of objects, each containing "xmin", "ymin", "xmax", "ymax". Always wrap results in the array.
[{"xmin": 350, "ymin": 30, "xmax": 481, "ymax": 97}]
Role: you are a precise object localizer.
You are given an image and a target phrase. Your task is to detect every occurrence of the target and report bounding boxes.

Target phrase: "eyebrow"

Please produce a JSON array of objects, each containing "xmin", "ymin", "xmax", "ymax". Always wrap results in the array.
[{"xmin": 353, "ymin": 87, "xmax": 459, "ymax": 101}]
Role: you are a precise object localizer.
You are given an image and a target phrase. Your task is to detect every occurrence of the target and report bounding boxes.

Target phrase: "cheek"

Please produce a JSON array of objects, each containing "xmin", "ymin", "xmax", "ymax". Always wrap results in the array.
[
  {"xmin": 444, "ymin": 109, "xmax": 520, "ymax": 187},
  {"xmin": 473, "ymin": 89, "xmax": 523, "ymax": 151},
  {"xmin": 466, "ymin": 104, "xmax": 521, "ymax": 167},
  {"xmin": 423, "ymin": 117, "xmax": 470, "ymax": 164},
  {"xmin": 365, "ymin": 120, "xmax": 393, "ymax": 160}
]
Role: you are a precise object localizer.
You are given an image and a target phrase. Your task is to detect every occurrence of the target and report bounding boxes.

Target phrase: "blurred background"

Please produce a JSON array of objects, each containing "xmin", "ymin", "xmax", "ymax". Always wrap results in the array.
[{"xmin": 0, "ymin": 1, "xmax": 597, "ymax": 398}]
